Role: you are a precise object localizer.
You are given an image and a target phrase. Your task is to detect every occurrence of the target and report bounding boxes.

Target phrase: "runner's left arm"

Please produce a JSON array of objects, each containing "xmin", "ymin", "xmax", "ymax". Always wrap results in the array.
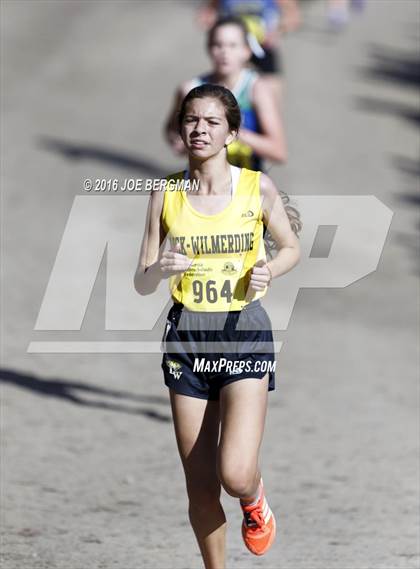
[
  {"xmin": 260, "ymin": 173, "xmax": 300, "ymax": 279},
  {"xmin": 238, "ymin": 77, "xmax": 287, "ymax": 163}
]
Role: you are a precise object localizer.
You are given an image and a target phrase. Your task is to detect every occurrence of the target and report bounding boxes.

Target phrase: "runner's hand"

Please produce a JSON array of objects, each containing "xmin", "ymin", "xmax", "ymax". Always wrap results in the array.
[
  {"xmin": 249, "ymin": 259, "xmax": 273, "ymax": 291},
  {"xmin": 160, "ymin": 242, "xmax": 192, "ymax": 277}
]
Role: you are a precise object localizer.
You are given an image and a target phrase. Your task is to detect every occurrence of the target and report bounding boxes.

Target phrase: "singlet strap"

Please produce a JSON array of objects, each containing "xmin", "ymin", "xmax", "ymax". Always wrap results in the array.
[{"xmin": 183, "ymin": 165, "xmax": 242, "ymax": 196}]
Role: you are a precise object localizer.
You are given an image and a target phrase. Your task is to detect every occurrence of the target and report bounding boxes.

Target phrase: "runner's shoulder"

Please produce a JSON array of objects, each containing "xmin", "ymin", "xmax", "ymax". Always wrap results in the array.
[
  {"xmin": 166, "ymin": 170, "xmax": 185, "ymax": 182},
  {"xmin": 259, "ymin": 172, "xmax": 280, "ymax": 203},
  {"xmin": 251, "ymin": 75, "xmax": 273, "ymax": 104},
  {"xmin": 149, "ymin": 171, "xmax": 185, "ymax": 214}
]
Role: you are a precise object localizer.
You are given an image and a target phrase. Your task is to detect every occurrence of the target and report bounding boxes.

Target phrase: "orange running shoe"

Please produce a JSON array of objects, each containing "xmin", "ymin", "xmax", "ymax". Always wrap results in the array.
[{"xmin": 240, "ymin": 479, "xmax": 276, "ymax": 556}]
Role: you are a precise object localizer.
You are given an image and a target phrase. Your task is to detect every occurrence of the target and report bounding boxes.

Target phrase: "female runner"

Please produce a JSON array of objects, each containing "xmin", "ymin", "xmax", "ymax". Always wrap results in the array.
[
  {"xmin": 165, "ymin": 15, "xmax": 287, "ymax": 171},
  {"xmin": 197, "ymin": 0, "xmax": 302, "ymax": 102},
  {"xmin": 135, "ymin": 84, "xmax": 301, "ymax": 569}
]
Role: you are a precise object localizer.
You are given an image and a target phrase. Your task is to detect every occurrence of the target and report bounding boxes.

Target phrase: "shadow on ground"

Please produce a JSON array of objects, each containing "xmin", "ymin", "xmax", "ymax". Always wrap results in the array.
[
  {"xmin": 362, "ymin": 42, "xmax": 420, "ymax": 87},
  {"xmin": 38, "ymin": 136, "xmax": 177, "ymax": 178},
  {"xmin": 354, "ymin": 42, "xmax": 420, "ymax": 275},
  {"xmin": 0, "ymin": 367, "xmax": 172, "ymax": 422},
  {"xmin": 355, "ymin": 43, "xmax": 420, "ymax": 127}
]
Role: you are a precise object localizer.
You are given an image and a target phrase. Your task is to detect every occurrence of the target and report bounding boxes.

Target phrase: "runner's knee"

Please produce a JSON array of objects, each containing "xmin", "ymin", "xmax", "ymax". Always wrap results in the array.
[{"xmin": 218, "ymin": 464, "xmax": 258, "ymax": 498}]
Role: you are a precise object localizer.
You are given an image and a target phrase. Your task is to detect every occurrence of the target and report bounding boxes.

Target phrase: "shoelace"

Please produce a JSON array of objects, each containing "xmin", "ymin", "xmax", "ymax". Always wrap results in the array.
[{"xmin": 244, "ymin": 506, "xmax": 266, "ymax": 530}]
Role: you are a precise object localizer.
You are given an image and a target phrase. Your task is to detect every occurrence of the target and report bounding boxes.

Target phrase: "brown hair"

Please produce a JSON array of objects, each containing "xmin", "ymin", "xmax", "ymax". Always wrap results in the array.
[
  {"xmin": 178, "ymin": 83, "xmax": 241, "ymax": 133},
  {"xmin": 178, "ymin": 85, "xmax": 302, "ymax": 242},
  {"xmin": 207, "ymin": 16, "xmax": 250, "ymax": 50}
]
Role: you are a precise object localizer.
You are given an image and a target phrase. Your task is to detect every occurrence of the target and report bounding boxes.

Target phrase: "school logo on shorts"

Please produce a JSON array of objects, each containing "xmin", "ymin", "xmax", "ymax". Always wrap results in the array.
[
  {"xmin": 241, "ymin": 210, "xmax": 254, "ymax": 218},
  {"xmin": 222, "ymin": 262, "xmax": 238, "ymax": 275},
  {"xmin": 166, "ymin": 359, "xmax": 183, "ymax": 380}
]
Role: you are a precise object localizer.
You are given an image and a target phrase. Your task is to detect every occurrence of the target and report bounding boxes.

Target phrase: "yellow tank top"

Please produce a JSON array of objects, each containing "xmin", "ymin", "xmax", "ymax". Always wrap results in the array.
[{"xmin": 161, "ymin": 168, "xmax": 267, "ymax": 311}]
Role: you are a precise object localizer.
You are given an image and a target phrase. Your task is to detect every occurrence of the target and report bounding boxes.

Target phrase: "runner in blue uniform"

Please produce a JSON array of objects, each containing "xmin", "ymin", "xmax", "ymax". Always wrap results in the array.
[
  {"xmin": 165, "ymin": 16, "xmax": 287, "ymax": 170},
  {"xmin": 197, "ymin": 0, "xmax": 301, "ymax": 101}
]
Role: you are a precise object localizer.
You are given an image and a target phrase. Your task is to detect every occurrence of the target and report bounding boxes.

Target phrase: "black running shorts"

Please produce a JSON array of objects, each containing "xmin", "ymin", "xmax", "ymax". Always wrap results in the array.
[{"xmin": 161, "ymin": 299, "xmax": 276, "ymax": 401}]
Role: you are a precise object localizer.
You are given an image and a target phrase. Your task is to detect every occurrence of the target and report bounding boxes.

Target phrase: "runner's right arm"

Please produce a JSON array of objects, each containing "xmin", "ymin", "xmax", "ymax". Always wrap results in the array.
[
  {"xmin": 134, "ymin": 189, "xmax": 166, "ymax": 295},
  {"xmin": 134, "ymin": 190, "xmax": 192, "ymax": 295}
]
